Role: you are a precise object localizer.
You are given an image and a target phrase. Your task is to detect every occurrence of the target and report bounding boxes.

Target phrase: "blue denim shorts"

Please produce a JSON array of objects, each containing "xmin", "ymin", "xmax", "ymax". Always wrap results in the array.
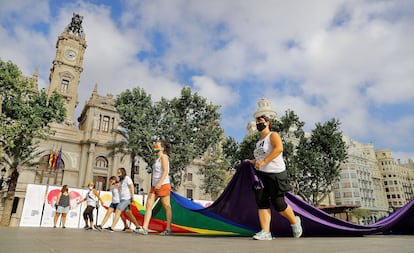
[
  {"xmin": 116, "ymin": 199, "xmax": 130, "ymax": 211},
  {"xmin": 109, "ymin": 203, "xmax": 119, "ymax": 210}
]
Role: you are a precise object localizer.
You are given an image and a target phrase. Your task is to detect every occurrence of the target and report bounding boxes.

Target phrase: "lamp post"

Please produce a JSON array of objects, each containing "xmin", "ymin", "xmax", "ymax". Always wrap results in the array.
[
  {"xmin": 139, "ymin": 188, "xmax": 145, "ymax": 206},
  {"xmin": 0, "ymin": 167, "xmax": 10, "ymax": 191}
]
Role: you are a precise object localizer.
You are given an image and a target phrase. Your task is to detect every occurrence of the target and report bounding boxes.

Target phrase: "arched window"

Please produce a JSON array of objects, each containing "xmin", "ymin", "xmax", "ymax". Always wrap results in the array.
[
  {"xmin": 95, "ymin": 156, "xmax": 108, "ymax": 169},
  {"xmin": 61, "ymin": 79, "xmax": 69, "ymax": 93}
]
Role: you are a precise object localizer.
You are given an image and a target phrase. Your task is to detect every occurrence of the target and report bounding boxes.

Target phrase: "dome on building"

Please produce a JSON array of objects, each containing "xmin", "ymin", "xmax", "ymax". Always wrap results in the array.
[{"xmin": 253, "ymin": 98, "xmax": 277, "ymax": 119}]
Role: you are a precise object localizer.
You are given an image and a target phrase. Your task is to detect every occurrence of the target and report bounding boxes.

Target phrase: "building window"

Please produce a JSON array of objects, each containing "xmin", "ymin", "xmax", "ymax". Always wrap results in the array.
[
  {"xmin": 61, "ymin": 79, "xmax": 69, "ymax": 93},
  {"xmin": 102, "ymin": 116, "xmax": 110, "ymax": 132},
  {"xmin": 341, "ymin": 173, "xmax": 349, "ymax": 179},
  {"xmin": 187, "ymin": 173, "xmax": 193, "ymax": 181},
  {"xmin": 186, "ymin": 189, "xmax": 193, "ymax": 200},
  {"xmin": 343, "ymin": 192, "xmax": 352, "ymax": 198},
  {"xmin": 95, "ymin": 156, "xmax": 108, "ymax": 168}
]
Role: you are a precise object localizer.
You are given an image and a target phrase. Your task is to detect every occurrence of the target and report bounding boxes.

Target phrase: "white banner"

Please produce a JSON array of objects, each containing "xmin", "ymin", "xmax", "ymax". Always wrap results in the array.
[
  {"xmin": 19, "ymin": 184, "xmax": 47, "ymax": 227},
  {"xmin": 20, "ymin": 184, "xmax": 140, "ymax": 229}
]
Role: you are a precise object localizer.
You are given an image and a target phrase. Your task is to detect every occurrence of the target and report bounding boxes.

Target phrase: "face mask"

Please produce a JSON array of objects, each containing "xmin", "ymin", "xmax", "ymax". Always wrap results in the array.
[
  {"xmin": 118, "ymin": 173, "xmax": 124, "ymax": 180},
  {"xmin": 88, "ymin": 186, "xmax": 93, "ymax": 190},
  {"xmin": 256, "ymin": 122, "xmax": 266, "ymax": 132},
  {"xmin": 153, "ymin": 145, "xmax": 161, "ymax": 153}
]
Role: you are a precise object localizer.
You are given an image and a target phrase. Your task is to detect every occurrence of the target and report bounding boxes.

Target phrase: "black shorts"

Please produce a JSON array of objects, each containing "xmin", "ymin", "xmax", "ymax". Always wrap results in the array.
[{"xmin": 255, "ymin": 170, "xmax": 291, "ymax": 208}]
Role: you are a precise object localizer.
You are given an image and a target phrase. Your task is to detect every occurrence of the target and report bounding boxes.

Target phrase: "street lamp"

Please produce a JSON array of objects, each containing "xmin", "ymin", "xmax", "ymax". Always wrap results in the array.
[
  {"xmin": 0, "ymin": 167, "xmax": 10, "ymax": 191},
  {"xmin": 139, "ymin": 188, "xmax": 146, "ymax": 206}
]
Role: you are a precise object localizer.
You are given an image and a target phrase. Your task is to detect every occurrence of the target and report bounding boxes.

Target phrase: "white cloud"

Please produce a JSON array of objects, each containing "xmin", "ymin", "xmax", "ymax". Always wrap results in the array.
[
  {"xmin": 191, "ymin": 75, "xmax": 239, "ymax": 107},
  {"xmin": 1, "ymin": 0, "xmax": 413, "ymax": 159}
]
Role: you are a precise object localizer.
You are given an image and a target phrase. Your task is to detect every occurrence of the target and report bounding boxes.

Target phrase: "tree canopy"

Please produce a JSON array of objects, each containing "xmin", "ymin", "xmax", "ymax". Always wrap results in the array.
[
  {"xmin": 0, "ymin": 58, "xmax": 66, "ymax": 225},
  {"xmin": 294, "ymin": 118, "xmax": 348, "ymax": 205},
  {"xmin": 0, "ymin": 59, "xmax": 66, "ymax": 173},
  {"xmin": 199, "ymin": 143, "xmax": 229, "ymax": 200},
  {"xmin": 114, "ymin": 86, "xmax": 223, "ymax": 189}
]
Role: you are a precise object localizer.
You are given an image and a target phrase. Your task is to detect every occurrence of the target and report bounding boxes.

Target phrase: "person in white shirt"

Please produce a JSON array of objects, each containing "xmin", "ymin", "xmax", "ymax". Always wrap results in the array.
[
  {"xmin": 94, "ymin": 176, "xmax": 129, "ymax": 231},
  {"xmin": 138, "ymin": 140, "xmax": 172, "ymax": 236},
  {"xmin": 77, "ymin": 181, "xmax": 104, "ymax": 230},
  {"xmin": 104, "ymin": 168, "xmax": 141, "ymax": 232},
  {"xmin": 246, "ymin": 115, "xmax": 302, "ymax": 240}
]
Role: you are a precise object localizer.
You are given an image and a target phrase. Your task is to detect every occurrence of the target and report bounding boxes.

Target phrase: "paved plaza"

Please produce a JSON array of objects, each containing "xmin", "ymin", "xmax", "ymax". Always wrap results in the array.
[{"xmin": 0, "ymin": 227, "xmax": 413, "ymax": 253}]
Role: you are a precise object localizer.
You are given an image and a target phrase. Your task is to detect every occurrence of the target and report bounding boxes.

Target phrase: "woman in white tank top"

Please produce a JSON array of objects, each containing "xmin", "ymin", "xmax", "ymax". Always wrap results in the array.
[
  {"xmin": 247, "ymin": 115, "xmax": 303, "ymax": 240},
  {"xmin": 138, "ymin": 140, "xmax": 173, "ymax": 236}
]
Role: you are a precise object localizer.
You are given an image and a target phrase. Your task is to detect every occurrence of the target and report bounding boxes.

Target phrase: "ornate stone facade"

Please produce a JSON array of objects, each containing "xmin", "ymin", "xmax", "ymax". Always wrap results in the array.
[{"xmin": 4, "ymin": 14, "xmax": 138, "ymax": 226}]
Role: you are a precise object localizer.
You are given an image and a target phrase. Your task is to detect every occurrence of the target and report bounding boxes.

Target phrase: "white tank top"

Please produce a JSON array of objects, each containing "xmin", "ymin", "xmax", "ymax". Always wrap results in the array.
[
  {"xmin": 254, "ymin": 132, "xmax": 286, "ymax": 173},
  {"xmin": 110, "ymin": 185, "xmax": 120, "ymax": 204},
  {"xmin": 152, "ymin": 154, "xmax": 170, "ymax": 185},
  {"xmin": 86, "ymin": 190, "xmax": 98, "ymax": 207}
]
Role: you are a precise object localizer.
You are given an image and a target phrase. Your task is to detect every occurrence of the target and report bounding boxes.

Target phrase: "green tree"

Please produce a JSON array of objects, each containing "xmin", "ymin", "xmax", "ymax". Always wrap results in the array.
[
  {"xmin": 294, "ymin": 118, "xmax": 348, "ymax": 205},
  {"xmin": 222, "ymin": 136, "xmax": 240, "ymax": 170},
  {"xmin": 236, "ymin": 132, "xmax": 259, "ymax": 162},
  {"xmin": 199, "ymin": 144, "xmax": 229, "ymax": 200},
  {"xmin": 112, "ymin": 87, "xmax": 158, "ymax": 188},
  {"xmin": 272, "ymin": 110, "xmax": 305, "ymax": 192},
  {"xmin": 0, "ymin": 59, "xmax": 65, "ymax": 226},
  {"xmin": 115, "ymin": 86, "xmax": 223, "ymax": 189}
]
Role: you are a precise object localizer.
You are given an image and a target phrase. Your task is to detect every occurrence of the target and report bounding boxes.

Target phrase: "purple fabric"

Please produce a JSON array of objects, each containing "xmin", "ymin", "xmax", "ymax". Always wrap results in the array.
[
  {"xmin": 205, "ymin": 162, "xmax": 414, "ymax": 236},
  {"xmin": 250, "ymin": 165, "xmax": 264, "ymax": 190}
]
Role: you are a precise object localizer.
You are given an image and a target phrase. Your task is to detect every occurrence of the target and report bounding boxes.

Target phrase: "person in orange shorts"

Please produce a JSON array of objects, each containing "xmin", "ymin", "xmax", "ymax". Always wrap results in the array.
[{"xmin": 138, "ymin": 140, "xmax": 172, "ymax": 236}]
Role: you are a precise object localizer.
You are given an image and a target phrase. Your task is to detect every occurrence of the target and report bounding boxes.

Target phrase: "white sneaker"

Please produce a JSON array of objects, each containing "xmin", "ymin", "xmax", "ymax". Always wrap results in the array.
[
  {"xmin": 252, "ymin": 230, "xmax": 272, "ymax": 240},
  {"xmin": 291, "ymin": 216, "xmax": 303, "ymax": 238},
  {"xmin": 136, "ymin": 227, "xmax": 148, "ymax": 235}
]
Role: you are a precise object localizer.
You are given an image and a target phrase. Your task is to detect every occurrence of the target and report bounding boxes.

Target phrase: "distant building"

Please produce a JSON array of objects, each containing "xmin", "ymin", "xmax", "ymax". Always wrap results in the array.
[
  {"xmin": 375, "ymin": 150, "xmax": 414, "ymax": 209},
  {"xmin": 334, "ymin": 138, "xmax": 389, "ymax": 223}
]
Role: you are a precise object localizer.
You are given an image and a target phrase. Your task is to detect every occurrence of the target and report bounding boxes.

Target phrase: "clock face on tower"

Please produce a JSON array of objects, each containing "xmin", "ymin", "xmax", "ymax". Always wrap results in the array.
[{"xmin": 64, "ymin": 49, "xmax": 77, "ymax": 61}]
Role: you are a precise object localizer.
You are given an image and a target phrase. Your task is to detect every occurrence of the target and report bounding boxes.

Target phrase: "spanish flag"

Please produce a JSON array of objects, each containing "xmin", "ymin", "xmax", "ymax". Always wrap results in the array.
[
  {"xmin": 48, "ymin": 145, "xmax": 54, "ymax": 169},
  {"xmin": 52, "ymin": 147, "xmax": 59, "ymax": 169}
]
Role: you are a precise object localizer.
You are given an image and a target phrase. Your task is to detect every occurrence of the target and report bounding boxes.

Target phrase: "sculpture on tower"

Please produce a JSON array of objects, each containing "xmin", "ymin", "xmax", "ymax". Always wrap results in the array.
[{"xmin": 66, "ymin": 13, "xmax": 84, "ymax": 37}]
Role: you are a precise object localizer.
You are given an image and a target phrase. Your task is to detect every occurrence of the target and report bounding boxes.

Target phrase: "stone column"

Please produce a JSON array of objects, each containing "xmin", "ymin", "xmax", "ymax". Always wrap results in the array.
[{"xmin": 84, "ymin": 142, "xmax": 96, "ymax": 185}]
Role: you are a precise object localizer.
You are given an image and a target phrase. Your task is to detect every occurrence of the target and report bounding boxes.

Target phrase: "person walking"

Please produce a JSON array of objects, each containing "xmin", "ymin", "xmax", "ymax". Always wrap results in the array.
[
  {"xmin": 53, "ymin": 185, "xmax": 70, "ymax": 228},
  {"xmin": 246, "ymin": 115, "xmax": 302, "ymax": 240},
  {"xmin": 138, "ymin": 140, "xmax": 173, "ymax": 236},
  {"xmin": 94, "ymin": 176, "xmax": 129, "ymax": 231},
  {"xmin": 103, "ymin": 168, "xmax": 141, "ymax": 232},
  {"xmin": 77, "ymin": 181, "xmax": 104, "ymax": 230}
]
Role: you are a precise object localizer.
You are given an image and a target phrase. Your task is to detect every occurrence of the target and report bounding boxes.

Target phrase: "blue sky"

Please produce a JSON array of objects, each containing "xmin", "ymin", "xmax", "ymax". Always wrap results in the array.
[{"xmin": 1, "ymin": 0, "xmax": 413, "ymax": 162}]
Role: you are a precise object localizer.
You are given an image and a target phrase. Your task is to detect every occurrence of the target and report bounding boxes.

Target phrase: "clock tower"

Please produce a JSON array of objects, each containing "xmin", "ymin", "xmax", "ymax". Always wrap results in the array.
[{"xmin": 48, "ymin": 13, "xmax": 87, "ymax": 125}]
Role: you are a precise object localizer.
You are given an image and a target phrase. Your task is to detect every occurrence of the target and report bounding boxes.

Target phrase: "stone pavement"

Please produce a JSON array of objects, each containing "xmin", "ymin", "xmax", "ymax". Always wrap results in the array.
[{"xmin": 0, "ymin": 227, "xmax": 413, "ymax": 253}]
